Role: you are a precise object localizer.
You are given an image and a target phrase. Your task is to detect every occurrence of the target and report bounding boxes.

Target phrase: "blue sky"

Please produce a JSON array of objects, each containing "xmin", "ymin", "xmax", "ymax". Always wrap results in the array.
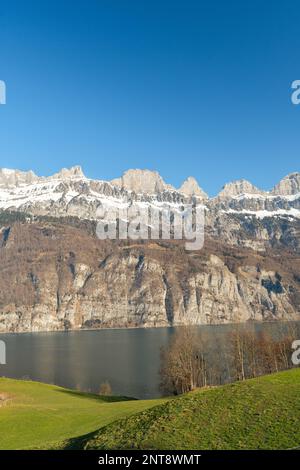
[{"xmin": 0, "ymin": 0, "xmax": 299, "ymax": 196}]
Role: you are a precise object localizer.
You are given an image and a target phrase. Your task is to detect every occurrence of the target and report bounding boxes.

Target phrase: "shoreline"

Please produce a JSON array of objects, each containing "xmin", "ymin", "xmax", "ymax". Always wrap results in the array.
[{"xmin": 0, "ymin": 318, "xmax": 299, "ymax": 337}]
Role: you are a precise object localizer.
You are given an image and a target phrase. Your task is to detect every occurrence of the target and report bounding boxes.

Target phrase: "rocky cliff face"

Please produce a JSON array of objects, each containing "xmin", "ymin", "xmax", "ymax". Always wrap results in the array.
[
  {"xmin": 0, "ymin": 167, "xmax": 299, "ymax": 227},
  {"xmin": 218, "ymin": 179, "xmax": 263, "ymax": 198},
  {"xmin": 0, "ymin": 166, "xmax": 299, "ymax": 332},
  {"xmin": 111, "ymin": 169, "xmax": 175, "ymax": 193},
  {"xmin": 272, "ymin": 173, "xmax": 300, "ymax": 196},
  {"xmin": 0, "ymin": 168, "xmax": 38, "ymax": 188},
  {"xmin": 0, "ymin": 221, "xmax": 299, "ymax": 332},
  {"xmin": 0, "ymin": 165, "xmax": 84, "ymax": 188},
  {"xmin": 179, "ymin": 176, "xmax": 208, "ymax": 199}
]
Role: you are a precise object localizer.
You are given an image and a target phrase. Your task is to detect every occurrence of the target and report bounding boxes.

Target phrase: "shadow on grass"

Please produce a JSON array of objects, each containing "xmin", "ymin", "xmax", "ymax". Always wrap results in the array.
[
  {"xmin": 58, "ymin": 428, "xmax": 102, "ymax": 450},
  {"xmin": 56, "ymin": 388, "xmax": 137, "ymax": 403}
]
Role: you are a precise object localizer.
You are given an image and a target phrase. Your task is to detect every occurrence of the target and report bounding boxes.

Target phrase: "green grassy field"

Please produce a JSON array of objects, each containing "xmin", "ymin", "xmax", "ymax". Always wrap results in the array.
[
  {"xmin": 0, "ymin": 369, "xmax": 299, "ymax": 450},
  {"xmin": 0, "ymin": 378, "xmax": 164, "ymax": 450}
]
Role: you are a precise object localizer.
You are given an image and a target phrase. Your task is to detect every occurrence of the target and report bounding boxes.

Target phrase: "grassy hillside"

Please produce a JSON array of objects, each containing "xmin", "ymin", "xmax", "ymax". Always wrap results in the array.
[
  {"xmin": 0, "ymin": 378, "xmax": 164, "ymax": 450},
  {"xmin": 1, "ymin": 369, "xmax": 299, "ymax": 450},
  {"xmin": 76, "ymin": 369, "xmax": 300, "ymax": 451}
]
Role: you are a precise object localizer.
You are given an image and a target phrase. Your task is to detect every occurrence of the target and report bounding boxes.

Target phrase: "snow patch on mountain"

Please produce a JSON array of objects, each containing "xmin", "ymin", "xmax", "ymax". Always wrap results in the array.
[{"xmin": 0, "ymin": 166, "xmax": 299, "ymax": 222}]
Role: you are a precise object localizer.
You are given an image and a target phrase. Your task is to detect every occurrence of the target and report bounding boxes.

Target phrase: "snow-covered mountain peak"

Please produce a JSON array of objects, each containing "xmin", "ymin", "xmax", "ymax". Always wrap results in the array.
[{"xmin": 0, "ymin": 166, "xmax": 299, "ymax": 222}]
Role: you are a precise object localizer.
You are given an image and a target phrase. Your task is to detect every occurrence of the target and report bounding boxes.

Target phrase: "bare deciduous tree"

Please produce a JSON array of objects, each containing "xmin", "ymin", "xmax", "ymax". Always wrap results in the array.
[
  {"xmin": 99, "ymin": 381, "xmax": 112, "ymax": 396},
  {"xmin": 160, "ymin": 322, "xmax": 299, "ymax": 395},
  {"xmin": 160, "ymin": 327, "xmax": 208, "ymax": 395}
]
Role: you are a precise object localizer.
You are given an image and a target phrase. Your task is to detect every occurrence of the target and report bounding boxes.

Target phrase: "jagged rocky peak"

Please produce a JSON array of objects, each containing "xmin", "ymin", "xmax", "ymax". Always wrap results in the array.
[
  {"xmin": 0, "ymin": 165, "xmax": 85, "ymax": 188},
  {"xmin": 50, "ymin": 165, "xmax": 85, "ymax": 180},
  {"xmin": 272, "ymin": 173, "xmax": 300, "ymax": 196},
  {"xmin": 0, "ymin": 168, "xmax": 38, "ymax": 188},
  {"xmin": 179, "ymin": 176, "xmax": 208, "ymax": 199},
  {"xmin": 110, "ymin": 169, "xmax": 175, "ymax": 194},
  {"xmin": 218, "ymin": 179, "xmax": 263, "ymax": 198}
]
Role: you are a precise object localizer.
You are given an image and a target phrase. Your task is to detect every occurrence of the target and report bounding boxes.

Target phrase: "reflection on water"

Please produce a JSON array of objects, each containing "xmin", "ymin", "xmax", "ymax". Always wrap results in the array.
[{"xmin": 0, "ymin": 322, "xmax": 299, "ymax": 399}]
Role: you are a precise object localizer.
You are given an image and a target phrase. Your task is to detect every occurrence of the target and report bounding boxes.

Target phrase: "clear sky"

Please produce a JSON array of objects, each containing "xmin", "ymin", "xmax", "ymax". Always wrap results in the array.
[{"xmin": 0, "ymin": 0, "xmax": 299, "ymax": 196}]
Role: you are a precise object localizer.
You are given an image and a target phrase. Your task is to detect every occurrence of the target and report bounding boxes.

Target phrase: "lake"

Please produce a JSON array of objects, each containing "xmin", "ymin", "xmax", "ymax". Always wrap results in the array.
[{"xmin": 0, "ymin": 322, "xmax": 298, "ymax": 399}]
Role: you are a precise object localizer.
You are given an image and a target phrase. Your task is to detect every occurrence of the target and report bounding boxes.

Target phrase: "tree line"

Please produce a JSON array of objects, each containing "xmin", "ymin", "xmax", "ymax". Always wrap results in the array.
[{"xmin": 160, "ymin": 323, "xmax": 300, "ymax": 395}]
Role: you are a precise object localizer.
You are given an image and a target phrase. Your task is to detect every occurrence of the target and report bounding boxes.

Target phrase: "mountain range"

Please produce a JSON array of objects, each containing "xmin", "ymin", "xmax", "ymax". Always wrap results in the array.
[
  {"xmin": 0, "ymin": 166, "xmax": 299, "ymax": 223},
  {"xmin": 0, "ymin": 166, "xmax": 299, "ymax": 332}
]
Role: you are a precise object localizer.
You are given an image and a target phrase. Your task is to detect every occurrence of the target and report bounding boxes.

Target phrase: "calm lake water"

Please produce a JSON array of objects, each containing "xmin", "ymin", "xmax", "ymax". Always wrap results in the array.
[{"xmin": 0, "ymin": 323, "xmax": 298, "ymax": 399}]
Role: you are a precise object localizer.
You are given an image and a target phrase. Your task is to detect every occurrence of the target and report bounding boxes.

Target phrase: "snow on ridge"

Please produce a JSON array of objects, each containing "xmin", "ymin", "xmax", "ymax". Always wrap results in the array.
[
  {"xmin": 232, "ymin": 192, "xmax": 300, "ymax": 201},
  {"xmin": 1, "ymin": 168, "xmax": 15, "ymax": 175},
  {"xmin": 0, "ymin": 168, "xmax": 299, "ymax": 221},
  {"xmin": 222, "ymin": 208, "xmax": 300, "ymax": 219}
]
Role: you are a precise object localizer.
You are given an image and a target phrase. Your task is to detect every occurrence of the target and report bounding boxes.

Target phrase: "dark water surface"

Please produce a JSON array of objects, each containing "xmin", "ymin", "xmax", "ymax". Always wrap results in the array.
[{"xmin": 0, "ymin": 323, "xmax": 298, "ymax": 399}]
